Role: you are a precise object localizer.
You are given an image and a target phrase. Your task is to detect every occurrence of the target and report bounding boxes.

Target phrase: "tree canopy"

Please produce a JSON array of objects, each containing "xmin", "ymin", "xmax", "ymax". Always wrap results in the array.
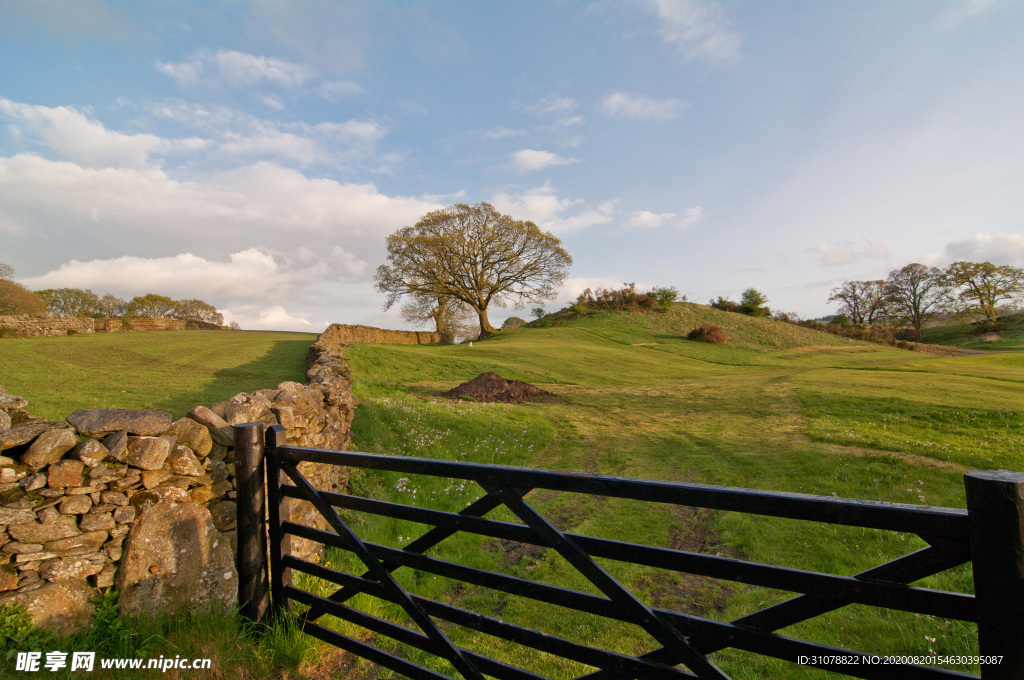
[
  {"xmin": 375, "ymin": 202, "xmax": 573, "ymax": 339},
  {"xmin": 943, "ymin": 261, "xmax": 1023, "ymax": 327},
  {"xmin": 884, "ymin": 264, "xmax": 947, "ymax": 341}
]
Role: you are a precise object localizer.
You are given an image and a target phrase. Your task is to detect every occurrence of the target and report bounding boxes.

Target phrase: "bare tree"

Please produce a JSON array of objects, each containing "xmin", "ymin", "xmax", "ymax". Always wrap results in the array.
[
  {"xmin": 375, "ymin": 202, "xmax": 572, "ymax": 339},
  {"xmin": 399, "ymin": 294, "xmax": 475, "ymax": 343},
  {"xmin": 0, "ymin": 262, "xmax": 14, "ymax": 280},
  {"xmin": 828, "ymin": 280, "xmax": 890, "ymax": 325},
  {"xmin": 885, "ymin": 264, "xmax": 947, "ymax": 341}
]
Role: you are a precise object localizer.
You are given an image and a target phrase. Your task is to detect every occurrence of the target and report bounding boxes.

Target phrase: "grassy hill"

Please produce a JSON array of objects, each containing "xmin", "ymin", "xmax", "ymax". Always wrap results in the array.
[
  {"xmin": 3, "ymin": 308, "xmax": 1020, "ymax": 678},
  {"xmin": 920, "ymin": 311, "xmax": 1024, "ymax": 351}
]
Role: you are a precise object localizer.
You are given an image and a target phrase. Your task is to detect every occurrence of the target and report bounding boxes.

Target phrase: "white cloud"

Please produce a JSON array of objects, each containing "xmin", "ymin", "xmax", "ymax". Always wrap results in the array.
[
  {"xmin": 627, "ymin": 206, "xmax": 703, "ymax": 229},
  {"xmin": 0, "ymin": 97, "xmax": 207, "ymax": 169},
  {"xmin": 946, "ymin": 233, "xmax": 1024, "ymax": 266},
  {"xmin": 519, "ymin": 95, "xmax": 578, "ymax": 116},
  {"xmin": 555, "ymin": 276, "xmax": 653, "ymax": 303},
  {"xmin": 508, "ymin": 149, "xmax": 577, "ymax": 173},
  {"xmin": 940, "ymin": 0, "xmax": 1006, "ymax": 29},
  {"xmin": 810, "ymin": 240, "xmax": 890, "ymax": 267},
  {"xmin": 650, "ymin": 0, "xmax": 741, "ymax": 65},
  {"xmin": 318, "ymin": 79, "xmax": 363, "ymax": 101},
  {"xmin": 156, "ymin": 50, "xmax": 313, "ymax": 88},
  {"xmin": 262, "ymin": 96, "xmax": 285, "ymax": 110},
  {"xmin": 482, "ymin": 126, "xmax": 527, "ymax": 141},
  {"xmin": 601, "ymin": 92, "xmax": 686, "ymax": 120},
  {"xmin": 491, "ymin": 183, "xmax": 614, "ymax": 234},
  {"xmin": 221, "ymin": 305, "xmax": 315, "ymax": 332}
]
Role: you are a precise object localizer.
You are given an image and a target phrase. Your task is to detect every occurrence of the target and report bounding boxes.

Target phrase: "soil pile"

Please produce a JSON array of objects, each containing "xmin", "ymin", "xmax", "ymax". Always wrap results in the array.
[{"xmin": 443, "ymin": 372, "xmax": 554, "ymax": 403}]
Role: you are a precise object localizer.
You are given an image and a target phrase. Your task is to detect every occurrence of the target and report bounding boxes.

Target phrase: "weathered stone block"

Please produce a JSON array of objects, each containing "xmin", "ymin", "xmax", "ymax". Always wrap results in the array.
[
  {"xmin": 66, "ymin": 409, "xmax": 172, "ymax": 438},
  {"xmin": 18, "ymin": 427, "xmax": 77, "ymax": 470},
  {"xmin": 8, "ymin": 516, "xmax": 80, "ymax": 543},
  {"xmin": 59, "ymin": 496, "xmax": 93, "ymax": 515},
  {"xmin": 48, "ymin": 459, "xmax": 85, "ymax": 488},
  {"xmin": 0, "ymin": 579, "xmax": 95, "ymax": 635},
  {"xmin": 44, "ymin": 531, "xmax": 108, "ymax": 553},
  {"xmin": 124, "ymin": 437, "xmax": 173, "ymax": 471},
  {"xmin": 79, "ymin": 512, "xmax": 115, "ymax": 532},
  {"xmin": 72, "ymin": 439, "xmax": 109, "ymax": 466},
  {"xmin": 40, "ymin": 556, "xmax": 105, "ymax": 582},
  {"xmin": 164, "ymin": 418, "xmax": 213, "ymax": 457},
  {"xmin": 101, "ymin": 431, "xmax": 128, "ymax": 461},
  {"xmin": 168, "ymin": 445, "xmax": 205, "ymax": 477},
  {"xmin": 207, "ymin": 501, "xmax": 236, "ymax": 531}
]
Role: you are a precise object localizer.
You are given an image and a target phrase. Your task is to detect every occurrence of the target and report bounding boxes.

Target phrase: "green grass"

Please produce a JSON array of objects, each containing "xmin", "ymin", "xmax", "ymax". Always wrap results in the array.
[
  {"xmin": 0, "ymin": 330, "xmax": 317, "ymax": 419},
  {"xmin": 920, "ymin": 311, "xmax": 1024, "ymax": 351},
  {"xmin": 3, "ymin": 307, "xmax": 1020, "ymax": 677}
]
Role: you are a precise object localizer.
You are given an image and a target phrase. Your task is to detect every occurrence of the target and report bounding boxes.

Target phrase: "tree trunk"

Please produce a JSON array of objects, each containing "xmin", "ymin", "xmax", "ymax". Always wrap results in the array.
[
  {"xmin": 476, "ymin": 307, "xmax": 495, "ymax": 340},
  {"xmin": 432, "ymin": 306, "xmax": 453, "ymax": 344}
]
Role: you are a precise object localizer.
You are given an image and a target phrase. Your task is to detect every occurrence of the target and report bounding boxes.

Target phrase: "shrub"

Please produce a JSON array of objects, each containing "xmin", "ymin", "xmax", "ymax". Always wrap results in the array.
[
  {"xmin": 530, "ymin": 306, "xmax": 546, "ymax": 320},
  {"xmin": 688, "ymin": 325, "xmax": 727, "ymax": 344},
  {"xmin": 652, "ymin": 286, "xmax": 679, "ymax": 311},
  {"xmin": 710, "ymin": 296, "xmax": 742, "ymax": 314},
  {"xmin": 740, "ymin": 288, "xmax": 771, "ymax": 317},
  {"xmin": 501, "ymin": 316, "xmax": 526, "ymax": 329}
]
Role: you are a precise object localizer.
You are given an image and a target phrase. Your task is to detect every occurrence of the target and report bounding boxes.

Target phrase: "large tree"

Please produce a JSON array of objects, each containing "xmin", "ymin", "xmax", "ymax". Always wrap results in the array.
[
  {"xmin": 399, "ymin": 293, "xmax": 475, "ymax": 344},
  {"xmin": 172, "ymin": 298, "xmax": 224, "ymax": 325},
  {"xmin": 35, "ymin": 288, "xmax": 100, "ymax": 317},
  {"xmin": 942, "ymin": 261, "xmax": 1024, "ymax": 328},
  {"xmin": 126, "ymin": 293, "xmax": 176, "ymax": 318},
  {"xmin": 828, "ymin": 280, "xmax": 890, "ymax": 325},
  {"xmin": 885, "ymin": 263, "xmax": 947, "ymax": 341},
  {"xmin": 375, "ymin": 202, "xmax": 573, "ymax": 339}
]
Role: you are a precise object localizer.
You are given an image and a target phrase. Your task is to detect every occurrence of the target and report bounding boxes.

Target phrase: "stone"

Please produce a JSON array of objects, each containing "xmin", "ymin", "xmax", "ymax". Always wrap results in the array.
[
  {"xmin": 0, "ymin": 579, "xmax": 95, "ymax": 635},
  {"xmin": 66, "ymin": 409, "xmax": 172, "ymax": 438},
  {"xmin": 206, "ymin": 442, "xmax": 229, "ymax": 462},
  {"xmin": 16, "ymin": 560, "xmax": 41, "ymax": 571},
  {"xmin": 59, "ymin": 496, "xmax": 93, "ymax": 515},
  {"xmin": 188, "ymin": 486, "xmax": 215, "ymax": 504},
  {"xmin": 0, "ymin": 507, "xmax": 37, "ymax": 524},
  {"xmin": 40, "ymin": 556, "xmax": 105, "ymax": 582},
  {"xmin": 0, "ymin": 391, "xmax": 28, "ymax": 411},
  {"xmin": 65, "ymin": 485, "xmax": 104, "ymax": 495},
  {"xmin": 210, "ymin": 480, "xmax": 232, "ymax": 498},
  {"xmin": 141, "ymin": 467, "xmax": 172, "ymax": 489},
  {"xmin": 187, "ymin": 405, "xmax": 229, "ymax": 431},
  {"xmin": 0, "ymin": 564, "xmax": 17, "ymax": 592},
  {"xmin": 124, "ymin": 436, "xmax": 174, "ymax": 471},
  {"xmin": 0, "ymin": 411, "xmax": 11, "ymax": 432},
  {"xmin": 36, "ymin": 506, "xmax": 59, "ymax": 524},
  {"xmin": 44, "ymin": 531, "xmax": 108, "ymax": 553},
  {"xmin": 207, "ymin": 501, "xmax": 236, "ymax": 531},
  {"xmin": 7, "ymin": 516, "xmax": 80, "ymax": 543},
  {"xmin": 71, "ymin": 439, "xmax": 109, "ymax": 466},
  {"xmin": 79, "ymin": 512, "xmax": 115, "ymax": 532},
  {"xmin": 48, "ymin": 459, "xmax": 85, "ymax": 488},
  {"xmin": 0, "ymin": 465, "xmax": 26, "ymax": 483},
  {"xmin": 19, "ymin": 473, "xmax": 46, "ymax": 491},
  {"xmin": 101, "ymin": 431, "xmax": 128, "ymax": 461},
  {"xmin": 89, "ymin": 461, "xmax": 121, "ymax": 478},
  {"xmin": 1, "ymin": 421, "xmax": 63, "ymax": 453},
  {"xmin": 113, "ymin": 506, "xmax": 135, "ymax": 524},
  {"xmin": 100, "ymin": 491, "xmax": 128, "ymax": 506},
  {"xmin": 1, "ymin": 542, "xmax": 44, "ymax": 554},
  {"xmin": 105, "ymin": 544, "xmax": 122, "ymax": 562},
  {"xmin": 116, "ymin": 496, "xmax": 238, "ymax": 617},
  {"xmin": 92, "ymin": 563, "xmax": 117, "ymax": 589},
  {"xmin": 164, "ymin": 418, "xmax": 213, "ymax": 457},
  {"xmin": 18, "ymin": 426, "xmax": 77, "ymax": 470},
  {"xmin": 168, "ymin": 446, "xmax": 206, "ymax": 477},
  {"xmin": 15, "ymin": 551, "xmax": 57, "ymax": 562}
]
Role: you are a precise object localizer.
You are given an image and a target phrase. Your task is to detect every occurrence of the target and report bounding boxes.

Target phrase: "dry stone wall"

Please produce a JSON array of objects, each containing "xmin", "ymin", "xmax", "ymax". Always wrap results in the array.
[
  {"xmin": 0, "ymin": 315, "xmax": 221, "ymax": 338},
  {"xmin": 0, "ymin": 331, "xmax": 357, "ymax": 632},
  {"xmin": 317, "ymin": 323, "xmax": 441, "ymax": 346}
]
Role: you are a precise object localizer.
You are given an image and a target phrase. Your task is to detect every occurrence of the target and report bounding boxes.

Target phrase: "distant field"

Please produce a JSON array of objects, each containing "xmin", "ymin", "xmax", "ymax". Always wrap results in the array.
[
  {"xmin": 0, "ymin": 330, "xmax": 317, "ymax": 419},
  {"xmin": 921, "ymin": 311, "xmax": 1024, "ymax": 351}
]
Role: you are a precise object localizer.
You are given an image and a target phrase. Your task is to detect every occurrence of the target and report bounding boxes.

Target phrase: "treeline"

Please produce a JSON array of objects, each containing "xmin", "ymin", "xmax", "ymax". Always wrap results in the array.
[
  {"xmin": 828, "ymin": 261, "xmax": 1023, "ymax": 340},
  {"xmin": 0, "ymin": 264, "xmax": 228, "ymax": 326}
]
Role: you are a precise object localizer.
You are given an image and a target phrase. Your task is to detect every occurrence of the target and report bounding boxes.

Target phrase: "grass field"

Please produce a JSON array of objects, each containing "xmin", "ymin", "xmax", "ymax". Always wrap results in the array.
[{"xmin": 2, "ymin": 307, "xmax": 1021, "ymax": 678}]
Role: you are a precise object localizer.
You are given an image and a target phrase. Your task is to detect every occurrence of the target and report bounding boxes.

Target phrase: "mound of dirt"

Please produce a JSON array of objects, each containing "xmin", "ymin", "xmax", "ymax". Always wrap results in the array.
[{"xmin": 443, "ymin": 372, "xmax": 554, "ymax": 403}]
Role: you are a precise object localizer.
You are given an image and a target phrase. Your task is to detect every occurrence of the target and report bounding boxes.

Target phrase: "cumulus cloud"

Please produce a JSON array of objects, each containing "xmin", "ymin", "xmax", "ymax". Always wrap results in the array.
[
  {"xmin": 627, "ymin": 206, "xmax": 703, "ymax": 229},
  {"xmin": 156, "ymin": 50, "xmax": 314, "ymax": 88},
  {"xmin": 946, "ymin": 232, "xmax": 1024, "ymax": 266},
  {"xmin": 810, "ymin": 240, "xmax": 890, "ymax": 267},
  {"xmin": 601, "ymin": 92, "xmax": 687, "ymax": 120},
  {"xmin": 491, "ymin": 183, "xmax": 614, "ymax": 234},
  {"xmin": 508, "ymin": 149, "xmax": 577, "ymax": 173},
  {"xmin": 318, "ymin": 79, "xmax": 363, "ymax": 101},
  {"xmin": 0, "ymin": 97, "xmax": 207, "ymax": 169},
  {"xmin": 221, "ymin": 305, "xmax": 315, "ymax": 332},
  {"xmin": 650, "ymin": 0, "xmax": 741, "ymax": 65}
]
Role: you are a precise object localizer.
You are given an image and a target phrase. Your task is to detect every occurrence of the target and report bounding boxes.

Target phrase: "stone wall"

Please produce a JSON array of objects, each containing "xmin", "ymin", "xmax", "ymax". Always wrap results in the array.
[
  {"xmin": 0, "ymin": 315, "xmax": 222, "ymax": 338},
  {"xmin": 316, "ymin": 323, "xmax": 441, "ymax": 346},
  {"xmin": 0, "ymin": 332, "xmax": 357, "ymax": 632}
]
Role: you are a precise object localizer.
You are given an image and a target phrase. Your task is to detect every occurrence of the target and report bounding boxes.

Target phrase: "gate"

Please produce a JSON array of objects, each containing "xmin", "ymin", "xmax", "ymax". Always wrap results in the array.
[{"xmin": 233, "ymin": 423, "xmax": 1023, "ymax": 680}]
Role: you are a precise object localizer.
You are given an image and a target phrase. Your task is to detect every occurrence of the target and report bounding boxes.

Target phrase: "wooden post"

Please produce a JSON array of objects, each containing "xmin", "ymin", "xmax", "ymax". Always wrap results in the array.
[
  {"xmin": 965, "ymin": 469, "xmax": 1024, "ymax": 680},
  {"xmin": 265, "ymin": 424, "xmax": 293, "ymax": 619},
  {"xmin": 234, "ymin": 422, "xmax": 269, "ymax": 624}
]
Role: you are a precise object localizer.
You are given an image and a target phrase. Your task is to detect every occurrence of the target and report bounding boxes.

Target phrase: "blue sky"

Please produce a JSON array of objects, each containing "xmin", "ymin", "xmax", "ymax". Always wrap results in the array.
[{"xmin": 1, "ymin": 0, "xmax": 1021, "ymax": 331}]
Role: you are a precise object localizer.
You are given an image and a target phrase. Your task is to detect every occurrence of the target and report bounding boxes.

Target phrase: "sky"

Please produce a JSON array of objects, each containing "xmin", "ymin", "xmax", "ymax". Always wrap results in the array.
[{"xmin": 1, "ymin": 0, "xmax": 1021, "ymax": 332}]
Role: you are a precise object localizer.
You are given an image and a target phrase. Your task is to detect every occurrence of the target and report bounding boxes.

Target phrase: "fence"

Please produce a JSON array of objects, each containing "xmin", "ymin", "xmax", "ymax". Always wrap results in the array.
[{"xmin": 233, "ymin": 423, "xmax": 1024, "ymax": 680}]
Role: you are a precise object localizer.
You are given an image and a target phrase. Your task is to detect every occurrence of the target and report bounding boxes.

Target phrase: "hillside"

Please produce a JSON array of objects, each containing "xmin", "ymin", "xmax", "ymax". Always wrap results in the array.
[{"xmin": 921, "ymin": 311, "xmax": 1024, "ymax": 351}]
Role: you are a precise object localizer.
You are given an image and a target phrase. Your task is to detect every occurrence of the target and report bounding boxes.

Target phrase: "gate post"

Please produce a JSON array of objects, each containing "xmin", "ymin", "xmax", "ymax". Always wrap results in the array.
[
  {"xmin": 234, "ymin": 422, "xmax": 269, "ymax": 623},
  {"xmin": 965, "ymin": 469, "xmax": 1024, "ymax": 680},
  {"xmin": 265, "ymin": 424, "xmax": 292, "ymax": 619}
]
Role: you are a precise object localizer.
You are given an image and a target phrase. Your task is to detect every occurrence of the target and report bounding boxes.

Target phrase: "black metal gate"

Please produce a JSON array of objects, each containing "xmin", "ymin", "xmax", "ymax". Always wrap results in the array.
[{"xmin": 233, "ymin": 423, "xmax": 1023, "ymax": 680}]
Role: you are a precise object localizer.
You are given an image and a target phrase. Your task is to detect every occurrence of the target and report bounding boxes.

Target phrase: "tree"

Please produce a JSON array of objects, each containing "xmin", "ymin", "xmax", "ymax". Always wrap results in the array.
[
  {"xmin": 885, "ymin": 263, "xmax": 946, "ymax": 341},
  {"xmin": 95, "ymin": 294, "xmax": 128, "ymax": 318},
  {"xmin": 530, "ymin": 306, "xmax": 546, "ymax": 320},
  {"xmin": 35, "ymin": 288, "xmax": 100, "ymax": 317},
  {"xmin": 172, "ymin": 298, "xmax": 224, "ymax": 325},
  {"xmin": 375, "ymin": 202, "xmax": 573, "ymax": 339},
  {"xmin": 828, "ymin": 280, "xmax": 890, "ymax": 325},
  {"xmin": 740, "ymin": 288, "xmax": 770, "ymax": 317},
  {"xmin": 501, "ymin": 316, "xmax": 526, "ymax": 329},
  {"xmin": 942, "ymin": 261, "xmax": 1024, "ymax": 328},
  {"xmin": 126, "ymin": 293, "xmax": 176, "ymax": 318},
  {"xmin": 399, "ymin": 293, "xmax": 475, "ymax": 343},
  {"xmin": 0, "ymin": 262, "xmax": 13, "ymax": 280},
  {"xmin": 0, "ymin": 280, "xmax": 46, "ymax": 315}
]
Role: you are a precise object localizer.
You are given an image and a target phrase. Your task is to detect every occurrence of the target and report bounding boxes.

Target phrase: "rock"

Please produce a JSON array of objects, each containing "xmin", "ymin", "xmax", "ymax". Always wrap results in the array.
[
  {"xmin": 0, "ymin": 465, "xmax": 26, "ymax": 483},
  {"xmin": 208, "ymin": 501, "xmax": 236, "ymax": 531},
  {"xmin": 113, "ymin": 506, "xmax": 135, "ymax": 524},
  {"xmin": 17, "ymin": 426, "xmax": 77, "ymax": 470},
  {"xmin": 100, "ymin": 491, "xmax": 128, "ymax": 506},
  {"xmin": 101, "ymin": 431, "xmax": 128, "ymax": 461},
  {"xmin": 72, "ymin": 439, "xmax": 109, "ymax": 466},
  {"xmin": 0, "ymin": 564, "xmax": 17, "ymax": 592},
  {"xmin": 44, "ymin": 531, "xmax": 108, "ymax": 553},
  {"xmin": 7, "ymin": 516, "xmax": 80, "ymax": 543},
  {"xmin": 0, "ymin": 507, "xmax": 37, "ymax": 524},
  {"xmin": 124, "ymin": 437, "xmax": 174, "ymax": 471},
  {"xmin": 36, "ymin": 506, "xmax": 59, "ymax": 524},
  {"xmin": 79, "ymin": 512, "xmax": 115, "ymax": 532},
  {"xmin": 186, "ymin": 406, "xmax": 232, "ymax": 447},
  {"xmin": 116, "ymin": 497, "xmax": 237, "ymax": 617},
  {"xmin": 164, "ymin": 418, "xmax": 213, "ymax": 457},
  {"xmin": 19, "ymin": 473, "xmax": 46, "ymax": 491},
  {"xmin": 40, "ymin": 556, "xmax": 105, "ymax": 582},
  {"xmin": 66, "ymin": 409, "xmax": 172, "ymax": 438},
  {"xmin": 59, "ymin": 496, "xmax": 93, "ymax": 515},
  {"xmin": 92, "ymin": 563, "xmax": 117, "ymax": 589},
  {"xmin": 167, "ymin": 446, "xmax": 206, "ymax": 477},
  {"xmin": 0, "ymin": 411, "xmax": 10, "ymax": 431},
  {"xmin": 188, "ymin": 486, "xmax": 215, "ymax": 504},
  {"xmin": 0, "ymin": 391, "xmax": 28, "ymax": 411},
  {"xmin": 141, "ymin": 466, "xmax": 172, "ymax": 489},
  {"xmin": 1, "ymin": 542, "xmax": 44, "ymax": 554},
  {"xmin": 48, "ymin": 459, "xmax": 85, "ymax": 488},
  {"xmin": 0, "ymin": 579, "xmax": 95, "ymax": 635}
]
